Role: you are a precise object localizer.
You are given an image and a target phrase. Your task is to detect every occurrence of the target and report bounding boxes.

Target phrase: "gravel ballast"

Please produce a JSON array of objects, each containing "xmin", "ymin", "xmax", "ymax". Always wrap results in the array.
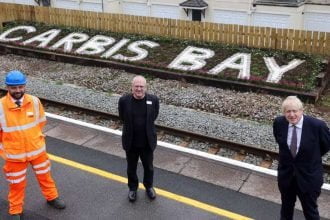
[{"xmin": 0, "ymin": 54, "xmax": 329, "ymax": 169}]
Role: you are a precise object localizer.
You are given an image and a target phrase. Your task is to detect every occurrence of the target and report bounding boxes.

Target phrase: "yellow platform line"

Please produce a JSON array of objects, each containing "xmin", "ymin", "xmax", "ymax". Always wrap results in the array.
[{"xmin": 49, "ymin": 153, "xmax": 253, "ymax": 220}]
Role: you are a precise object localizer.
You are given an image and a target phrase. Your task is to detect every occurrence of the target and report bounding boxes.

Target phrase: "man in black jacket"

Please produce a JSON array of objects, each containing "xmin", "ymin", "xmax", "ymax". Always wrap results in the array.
[
  {"xmin": 118, "ymin": 75, "xmax": 159, "ymax": 202},
  {"xmin": 273, "ymin": 96, "xmax": 330, "ymax": 220}
]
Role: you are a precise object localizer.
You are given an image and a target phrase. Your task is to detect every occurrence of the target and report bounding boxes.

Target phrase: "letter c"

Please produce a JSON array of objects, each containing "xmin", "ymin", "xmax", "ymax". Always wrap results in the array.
[{"xmin": 0, "ymin": 25, "xmax": 36, "ymax": 42}]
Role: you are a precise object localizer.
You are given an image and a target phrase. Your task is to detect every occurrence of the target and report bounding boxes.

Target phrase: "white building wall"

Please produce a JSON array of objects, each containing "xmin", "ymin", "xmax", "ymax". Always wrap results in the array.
[
  {"xmin": 304, "ymin": 12, "xmax": 330, "ymax": 32},
  {"xmin": 150, "ymin": 4, "xmax": 181, "ymax": 19},
  {"xmin": 252, "ymin": 13, "xmax": 289, "ymax": 28},
  {"xmin": 53, "ymin": 0, "xmax": 79, "ymax": 10},
  {"xmin": 80, "ymin": 1, "xmax": 102, "ymax": 12},
  {"xmin": 53, "ymin": 0, "xmax": 102, "ymax": 11},
  {"xmin": 103, "ymin": 0, "xmax": 120, "ymax": 13},
  {"xmin": 121, "ymin": 1, "xmax": 148, "ymax": 16},
  {"xmin": 303, "ymin": 4, "xmax": 330, "ymax": 31},
  {"xmin": 212, "ymin": 10, "xmax": 249, "ymax": 25},
  {"xmin": 211, "ymin": 0, "xmax": 250, "ymax": 11},
  {"xmin": 14, "ymin": 0, "xmax": 35, "ymax": 4},
  {"xmin": 0, "ymin": 0, "xmax": 37, "ymax": 5}
]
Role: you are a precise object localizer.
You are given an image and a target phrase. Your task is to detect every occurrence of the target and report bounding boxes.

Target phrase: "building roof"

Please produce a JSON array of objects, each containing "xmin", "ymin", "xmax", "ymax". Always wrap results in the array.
[
  {"xmin": 254, "ymin": 0, "xmax": 305, "ymax": 6},
  {"xmin": 179, "ymin": 0, "xmax": 208, "ymax": 9}
]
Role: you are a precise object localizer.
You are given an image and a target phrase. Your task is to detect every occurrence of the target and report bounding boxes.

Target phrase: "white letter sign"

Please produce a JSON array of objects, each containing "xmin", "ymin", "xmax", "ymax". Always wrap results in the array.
[
  {"xmin": 50, "ymin": 33, "xmax": 89, "ymax": 52},
  {"xmin": 101, "ymin": 38, "xmax": 130, "ymax": 59},
  {"xmin": 0, "ymin": 26, "xmax": 36, "ymax": 42},
  {"xmin": 265, "ymin": 57, "xmax": 305, "ymax": 83},
  {"xmin": 112, "ymin": 40, "xmax": 159, "ymax": 62},
  {"xmin": 75, "ymin": 35, "xmax": 115, "ymax": 55},
  {"xmin": 168, "ymin": 46, "xmax": 215, "ymax": 71},
  {"xmin": 208, "ymin": 53, "xmax": 251, "ymax": 80},
  {"xmin": 23, "ymin": 29, "xmax": 61, "ymax": 48}
]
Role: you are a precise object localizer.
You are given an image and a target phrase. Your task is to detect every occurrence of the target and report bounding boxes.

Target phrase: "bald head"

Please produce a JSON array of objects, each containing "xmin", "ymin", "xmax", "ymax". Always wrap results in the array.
[
  {"xmin": 131, "ymin": 75, "xmax": 147, "ymax": 99},
  {"xmin": 132, "ymin": 76, "xmax": 146, "ymax": 86}
]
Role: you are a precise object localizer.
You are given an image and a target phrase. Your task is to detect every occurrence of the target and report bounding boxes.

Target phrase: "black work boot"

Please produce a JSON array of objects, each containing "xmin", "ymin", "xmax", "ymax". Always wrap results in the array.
[
  {"xmin": 128, "ymin": 190, "xmax": 137, "ymax": 202},
  {"xmin": 146, "ymin": 187, "xmax": 156, "ymax": 200},
  {"xmin": 47, "ymin": 197, "xmax": 66, "ymax": 209}
]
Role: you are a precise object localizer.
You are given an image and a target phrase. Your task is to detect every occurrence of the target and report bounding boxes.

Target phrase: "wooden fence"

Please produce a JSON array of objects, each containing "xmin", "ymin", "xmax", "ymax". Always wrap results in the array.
[{"xmin": 0, "ymin": 3, "xmax": 330, "ymax": 56}]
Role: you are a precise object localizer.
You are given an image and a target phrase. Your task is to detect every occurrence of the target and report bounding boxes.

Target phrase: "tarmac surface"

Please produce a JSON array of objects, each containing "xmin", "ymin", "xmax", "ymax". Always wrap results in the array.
[{"xmin": 0, "ymin": 114, "xmax": 329, "ymax": 220}]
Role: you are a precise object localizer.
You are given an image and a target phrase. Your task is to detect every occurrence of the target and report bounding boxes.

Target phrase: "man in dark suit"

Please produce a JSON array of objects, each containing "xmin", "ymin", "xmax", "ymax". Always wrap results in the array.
[
  {"xmin": 273, "ymin": 96, "xmax": 330, "ymax": 220},
  {"xmin": 118, "ymin": 75, "xmax": 159, "ymax": 202}
]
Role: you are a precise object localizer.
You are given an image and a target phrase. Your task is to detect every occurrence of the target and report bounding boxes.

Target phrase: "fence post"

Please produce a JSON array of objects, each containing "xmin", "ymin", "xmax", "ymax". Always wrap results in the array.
[
  {"xmin": 0, "ymin": 3, "xmax": 2, "ymax": 29},
  {"xmin": 0, "ymin": 12, "xmax": 3, "ymax": 30}
]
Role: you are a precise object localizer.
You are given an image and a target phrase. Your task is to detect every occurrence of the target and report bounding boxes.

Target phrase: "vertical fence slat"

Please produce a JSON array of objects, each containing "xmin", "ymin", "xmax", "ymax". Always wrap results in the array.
[
  {"xmin": 292, "ymin": 29, "xmax": 299, "ymax": 53},
  {"xmin": 318, "ymin": 32, "xmax": 325, "ymax": 55},
  {"xmin": 250, "ymin": 26, "xmax": 258, "ymax": 47},
  {"xmin": 306, "ymin": 31, "xmax": 313, "ymax": 54},
  {"xmin": 299, "ymin": 30, "xmax": 307, "ymax": 53},
  {"xmin": 287, "ymin": 29, "xmax": 294, "ymax": 51},
  {"xmin": 264, "ymin": 27, "xmax": 270, "ymax": 48},
  {"xmin": 224, "ymin": 23, "xmax": 229, "ymax": 44},
  {"xmin": 259, "ymin": 27, "xmax": 265, "ymax": 48},
  {"xmin": 325, "ymin": 33, "xmax": 330, "ymax": 56},
  {"xmin": 231, "ymin": 24, "xmax": 235, "ymax": 44},
  {"xmin": 312, "ymin": 31, "xmax": 320, "ymax": 54},
  {"xmin": 210, "ymin": 22, "xmax": 216, "ymax": 42}
]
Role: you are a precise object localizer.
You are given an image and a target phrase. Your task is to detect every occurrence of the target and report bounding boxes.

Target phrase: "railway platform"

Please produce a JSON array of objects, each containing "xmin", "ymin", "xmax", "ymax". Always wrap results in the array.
[{"xmin": 0, "ymin": 113, "xmax": 329, "ymax": 220}]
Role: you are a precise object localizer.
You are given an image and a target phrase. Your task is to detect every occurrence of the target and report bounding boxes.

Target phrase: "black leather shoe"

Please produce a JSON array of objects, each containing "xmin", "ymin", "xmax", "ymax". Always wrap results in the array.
[
  {"xmin": 128, "ymin": 190, "xmax": 137, "ymax": 202},
  {"xmin": 10, "ymin": 214, "xmax": 21, "ymax": 220},
  {"xmin": 47, "ymin": 197, "xmax": 66, "ymax": 209},
  {"xmin": 146, "ymin": 188, "xmax": 156, "ymax": 200}
]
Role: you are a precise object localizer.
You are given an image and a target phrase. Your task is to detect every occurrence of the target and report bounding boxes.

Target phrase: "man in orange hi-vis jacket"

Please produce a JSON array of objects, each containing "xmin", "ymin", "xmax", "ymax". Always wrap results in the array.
[{"xmin": 0, "ymin": 70, "xmax": 66, "ymax": 220}]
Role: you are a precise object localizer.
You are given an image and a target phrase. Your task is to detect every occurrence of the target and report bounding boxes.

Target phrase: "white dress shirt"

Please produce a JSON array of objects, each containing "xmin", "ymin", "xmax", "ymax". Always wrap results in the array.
[
  {"xmin": 11, "ymin": 97, "xmax": 24, "ymax": 106},
  {"xmin": 287, "ymin": 115, "xmax": 303, "ymax": 154}
]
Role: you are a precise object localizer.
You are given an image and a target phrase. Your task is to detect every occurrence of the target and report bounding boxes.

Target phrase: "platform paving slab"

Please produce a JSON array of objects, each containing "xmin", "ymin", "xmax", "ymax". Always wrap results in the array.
[
  {"xmin": 318, "ymin": 190, "xmax": 330, "ymax": 219},
  {"xmin": 44, "ymin": 117, "xmax": 60, "ymax": 132},
  {"xmin": 153, "ymin": 147, "xmax": 192, "ymax": 173},
  {"xmin": 82, "ymin": 133, "xmax": 125, "ymax": 158},
  {"xmin": 180, "ymin": 158, "xmax": 250, "ymax": 191},
  {"xmin": 240, "ymin": 173, "xmax": 280, "ymax": 203},
  {"xmin": 45, "ymin": 122, "xmax": 98, "ymax": 145}
]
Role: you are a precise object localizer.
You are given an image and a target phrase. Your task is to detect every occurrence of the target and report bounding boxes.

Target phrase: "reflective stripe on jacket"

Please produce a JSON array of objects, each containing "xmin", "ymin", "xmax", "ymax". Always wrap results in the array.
[{"xmin": 0, "ymin": 93, "xmax": 47, "ymax": 162}]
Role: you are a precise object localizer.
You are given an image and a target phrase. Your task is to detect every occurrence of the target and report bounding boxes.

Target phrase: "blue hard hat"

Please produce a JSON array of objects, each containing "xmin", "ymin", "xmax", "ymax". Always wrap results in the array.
[{"xmin": 5, "ymin": 70, "xmax": 27, "ymax": 86}]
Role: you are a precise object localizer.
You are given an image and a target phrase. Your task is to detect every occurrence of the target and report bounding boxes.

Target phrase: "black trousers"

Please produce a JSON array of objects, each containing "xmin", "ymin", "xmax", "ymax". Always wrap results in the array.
[
  {"xmin": 279, "ymin": 177, "xmax": 321, "ymax": 220},
  {"xmin": 125, "ymin": 147, "xmax": 154, "ymax": 191}
]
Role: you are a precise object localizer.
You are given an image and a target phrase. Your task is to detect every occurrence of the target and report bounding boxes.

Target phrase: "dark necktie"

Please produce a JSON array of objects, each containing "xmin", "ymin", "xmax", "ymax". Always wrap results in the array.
[
  {"xmin": 15, "ymin": 100, "xmax": 21, "ymax": 107},
  {"xmin": 290, "ymin": 126, "xmax": 297, "ymax": 158}
]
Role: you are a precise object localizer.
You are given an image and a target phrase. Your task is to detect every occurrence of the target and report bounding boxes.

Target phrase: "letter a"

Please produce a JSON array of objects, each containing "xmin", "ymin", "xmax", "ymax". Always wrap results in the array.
[
  {"xmin": 23, "ymin": 29, "xmax": 61, "ymax": 48},
  {"xmin": 208, "ymin": 53, "xmax": 251, "ymax": 80}
]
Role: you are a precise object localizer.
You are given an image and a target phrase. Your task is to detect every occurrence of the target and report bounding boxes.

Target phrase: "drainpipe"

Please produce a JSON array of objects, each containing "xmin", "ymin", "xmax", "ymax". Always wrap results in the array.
[
  {"xmin": 147, "ymin": 0, "xmax": 151, "ymax": 16},
  {"xmin": 248, "ymin": 0, "xmax": 256, "ymax": 26}
]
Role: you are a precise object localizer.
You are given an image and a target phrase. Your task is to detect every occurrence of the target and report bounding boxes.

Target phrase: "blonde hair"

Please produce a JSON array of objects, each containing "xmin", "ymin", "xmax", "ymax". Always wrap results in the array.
[{"xmin": 281, "ymin": 96, "xmax": 303, "ymax": 113}]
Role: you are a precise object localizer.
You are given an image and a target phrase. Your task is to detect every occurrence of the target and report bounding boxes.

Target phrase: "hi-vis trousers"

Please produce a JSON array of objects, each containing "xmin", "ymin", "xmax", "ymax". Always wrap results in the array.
[{"xmin": 3, "ymin": 153, "xmax": 59, "ymax": 215}]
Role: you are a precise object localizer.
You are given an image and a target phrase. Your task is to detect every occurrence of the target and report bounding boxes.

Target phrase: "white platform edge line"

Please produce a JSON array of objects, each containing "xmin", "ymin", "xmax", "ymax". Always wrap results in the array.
[{"xmin": 45, "ymin": 112, "xmax": 330, "ymax": 191}]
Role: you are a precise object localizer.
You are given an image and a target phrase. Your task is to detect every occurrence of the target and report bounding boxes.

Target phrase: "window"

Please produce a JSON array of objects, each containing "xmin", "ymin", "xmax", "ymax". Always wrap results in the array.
[{"xmin": 192, "ymin": 10, "xmax": 202, "ymax": 21}]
